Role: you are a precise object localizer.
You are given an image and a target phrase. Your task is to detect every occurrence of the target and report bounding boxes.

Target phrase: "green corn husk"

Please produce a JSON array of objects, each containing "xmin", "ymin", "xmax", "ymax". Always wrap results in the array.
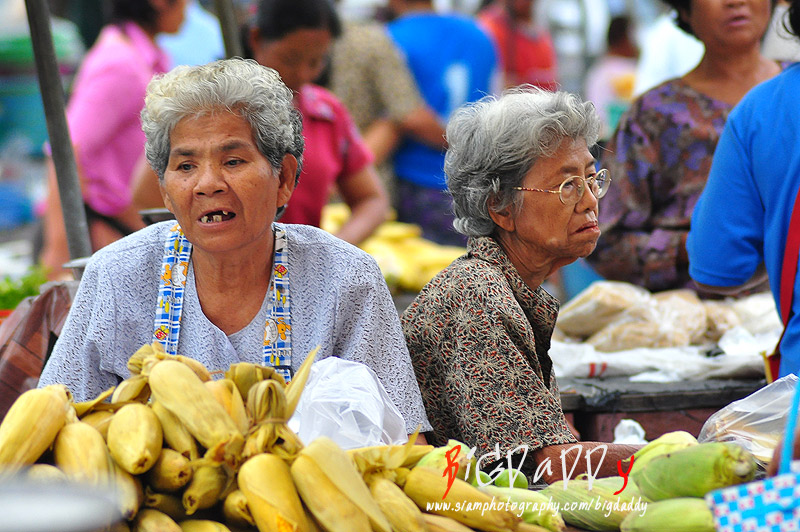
[
  {"xmin": 631, "ymin": 442, "xmax": 756, "ymax": 501},
  {"xmin": 620, "ymin": 498, "xmax": 714, "ymax": 532},
  {"xmin": 538, "ymin": 476, "xmax": 647, "ymax": 532},
  {"xmin": 480, "ymin": 485, "xmax": 565, "ymax": 532}
]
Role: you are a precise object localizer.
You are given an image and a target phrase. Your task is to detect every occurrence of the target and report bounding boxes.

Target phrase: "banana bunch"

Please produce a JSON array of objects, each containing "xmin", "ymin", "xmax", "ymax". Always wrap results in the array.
[
  {"xmin": 321, "ymin": 203, "xmax": 466, "ymax": 293},
  {"xmin": 1, "ymin": 343, "xmax": 552, "ymax": 532}
]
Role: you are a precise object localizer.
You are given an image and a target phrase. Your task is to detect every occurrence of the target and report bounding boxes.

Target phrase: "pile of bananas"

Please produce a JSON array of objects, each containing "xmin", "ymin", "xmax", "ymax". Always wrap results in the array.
[
  {"xmin": 538, "ymin": 431, "xmax": 758, "ymax": 532},
  {"xmin": 321, "ymin": 203, "xmax": 466, "ymax": 294},
  {"xmin": 0, "ymin": 342, "xmax": 552, "ymax": 532}
]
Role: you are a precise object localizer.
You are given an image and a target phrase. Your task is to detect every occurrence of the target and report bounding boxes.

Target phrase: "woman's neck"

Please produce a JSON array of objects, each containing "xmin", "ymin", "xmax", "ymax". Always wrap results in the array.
[
  {"xmin": 192, "ymin": 241, "xmax": 275, "ymax": 335},
  {"xmin": 683, "ymin": 46, "xmax": 780, "ymax": 105},
  {"xmin": 494, "ymin": 231, "xmax": 561, "ymax": 291}
]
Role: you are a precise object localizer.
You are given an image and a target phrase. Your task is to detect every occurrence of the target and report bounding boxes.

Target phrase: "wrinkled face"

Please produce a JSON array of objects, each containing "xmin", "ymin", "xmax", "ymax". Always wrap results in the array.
[
  {"xmin": 684, "ymin": 0, "xmax": 772, "ymax": 47},
  {"xmin": 249, "ymin": 28, "xmax": 332, "ymax": 93},
  {"xmin": 159, "ymin": 111, "xmax": 295, "ymax": 257},
  {"xmin": 507, "ymin": 137, "xmax": 601, "ymax": 264}
]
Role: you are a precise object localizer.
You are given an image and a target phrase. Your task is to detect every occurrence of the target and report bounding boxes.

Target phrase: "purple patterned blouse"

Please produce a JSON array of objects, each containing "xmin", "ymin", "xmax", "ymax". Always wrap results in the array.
[{"xmin": 586, "ymin": 78, "xmax": 732, "ymax": 292}]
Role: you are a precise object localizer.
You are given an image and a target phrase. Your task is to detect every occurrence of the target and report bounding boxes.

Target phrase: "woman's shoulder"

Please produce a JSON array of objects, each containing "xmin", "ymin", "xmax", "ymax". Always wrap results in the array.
[
  {"xmin": 87, "ymin": 221, "xmax": 174, "ymax": 271},
  {"xmin": 298, "ymin": 84, "xmax": 353, "ymax": 122},
  {"xmin": 282, "ymin": 223, "xmax": 377, "ymax": 267}
]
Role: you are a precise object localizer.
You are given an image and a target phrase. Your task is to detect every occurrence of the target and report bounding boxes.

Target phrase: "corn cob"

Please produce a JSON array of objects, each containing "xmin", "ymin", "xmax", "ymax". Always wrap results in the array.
[
  {"xmin": 81, "ymin": 410, "xmax": 115, "ymax": 440},
  {"xmin": 480, "ymin": 485, "xmax": 565, "ymax": 532},
  {"xmin": 243, "ymin": 379, "xmax": 303, "ymax": 461},
  {"xmin": 183, "ymin": 464, "xmax": 230, "ymax": 515},
  {"xmin": 107, "ymin": 520, "xmax": 132, "ymax": 532},
  {"xmin": 403, "ymin": 466, "xmax": 520, "ymax": 532},
  {"xmin": 146, "ymin": 448, "xmax": 193, "ymax": 492},
  {"xmin": 113, "ymin": 460, "xmax": 145, "ymax": 520},
  {"xmin": 112, "ymin": 374, "xmax": 151, "ymax": 404},
  {"xmin": 148, "ymin": 360, "xmax": 244, "ymax": 467},
  {"xmin": 53, "ymin": 421, "xmax": 114, "ymax": 486},
  {"xmin": 348, "ymin": 442, "xmax": 433, "ymax": 477},
  {"xmin": 204, "ymin": 379, "xmax": 249, "ymax": 435},
  {"xmin": 537, "ymin": 476, "xmax": 644, "ymax": 532},
  {"xmin": 145, "ymin": 487, "xmax": 187, "ymax": 522},
  {"xmin": 620, "ymin": 498, "xmax": 714, "ymax": 532},
  {"xmin": 284, "ymin": 345, "xmax": 319, "ymax": 418},
  {"xmin": 625, "ymin": 431, "xmax": 698, "ymax": 476},
  {"xmin": 238, "ymin": 453, "xmax": 310, "ymax": 532},
  {"xmin": 370, "ymin": 476, "xmax": 427, "ymax": 532},
  {"xmin": 291, "ymin": 436, "xmax": 391, "ymax": 532},
  {"xmin": 222, "ymin": 490, "xmax": 255, "ymax": 528},
  {"xmin": 416, "ymin": 440, "xmax": 477, "ymax": 482},
  {"xmin": 225, "ymin": 362, "xmax": 285, "ymax": 402},
  {"xmin": 73, "ymin": 387, "xmax": 115, "ymax": 417},
  {"xmin": 25, "ymin": 463, "xmax": 68, "ymax": 483},
  {"xmin": 107, "ymin": 403, "xmax": 163, "ymax": 475},
  {"xmin": 151, "ymin": 401, "xmax": 200, "ymax": 461},
  {"xmin": 421, "ymin": 513, "xmax": 479, "ymax": 532},
  {"xmin": 133, "ymin": 508, "xmax": 182, "ymax": 532},
  {"xmin": 631, "ymin": 442, "xmax": 756, "ymax": 501},
  {"xmin": 0, "ymin": 384, "xmax": 72, "ymax": 474},
  {"xmin": 178, "ymin": 520, "xmax": 232, "ymax": 532},
  {"xmin": 129, "ymin": 343, "xmax": 212, "ymax": 382}
]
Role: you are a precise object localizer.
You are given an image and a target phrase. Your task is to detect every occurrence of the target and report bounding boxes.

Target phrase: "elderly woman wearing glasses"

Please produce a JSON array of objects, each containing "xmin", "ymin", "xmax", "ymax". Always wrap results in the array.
[{"xmin": 401, "ymin": 87, "xmax": 640, "ymax": 482}]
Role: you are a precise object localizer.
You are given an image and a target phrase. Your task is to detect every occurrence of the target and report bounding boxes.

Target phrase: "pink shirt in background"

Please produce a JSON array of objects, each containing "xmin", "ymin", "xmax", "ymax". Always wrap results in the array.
[
  {"xmin": 279, "ymin": 84, "xmax": 373, "ymax": 228},
  {"xmin": 65, "ymin": 22, "xmax": 171, "ymax": 216}
]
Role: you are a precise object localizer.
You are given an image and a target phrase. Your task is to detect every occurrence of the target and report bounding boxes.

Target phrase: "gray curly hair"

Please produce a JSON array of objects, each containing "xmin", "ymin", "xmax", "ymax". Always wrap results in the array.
[
  {"xmin": 445, "ymin": 86, "xmax": 600, "ymax": 237},
  {"xmin": 141, "ymin": 58, "xmax": 304, "ymax": 186}
]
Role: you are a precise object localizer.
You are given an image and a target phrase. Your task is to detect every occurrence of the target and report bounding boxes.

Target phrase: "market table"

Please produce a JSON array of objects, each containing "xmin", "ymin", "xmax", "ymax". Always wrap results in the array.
[{"xmin": 558, "ymin": 377, "xmax": 765, "ymax": 441}]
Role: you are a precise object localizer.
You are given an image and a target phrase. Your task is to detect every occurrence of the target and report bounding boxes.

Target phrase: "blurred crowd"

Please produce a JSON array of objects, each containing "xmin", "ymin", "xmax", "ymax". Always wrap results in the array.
[{"xmin": 2, "ymin": 0, "xmax": 799, "ymax": 298}]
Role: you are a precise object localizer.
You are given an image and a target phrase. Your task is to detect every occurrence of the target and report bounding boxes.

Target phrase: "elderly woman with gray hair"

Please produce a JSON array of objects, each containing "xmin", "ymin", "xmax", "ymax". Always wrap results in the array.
[
  {"xmin": 402, "ymin": 87, "xmax": 640, "ymax": 482},
  {"xmin": 39, "ymin": 58, "xmax": 431, "ymax": 440}
]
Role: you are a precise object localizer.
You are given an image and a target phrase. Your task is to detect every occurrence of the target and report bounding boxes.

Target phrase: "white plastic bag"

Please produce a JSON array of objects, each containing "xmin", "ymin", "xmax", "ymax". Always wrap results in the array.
[
  {"xmin": 288, "ymin": 357, "xmax": 408, "ymax": 449},
  {"xmin": 698, "ymin": 373, "xmax": 800, "ymax": 468}
]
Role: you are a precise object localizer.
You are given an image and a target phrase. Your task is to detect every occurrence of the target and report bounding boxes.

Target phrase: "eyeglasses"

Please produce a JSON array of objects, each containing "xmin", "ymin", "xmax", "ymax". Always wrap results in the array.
[{"xmin": 512, "ymin": 169, "xmax": 611, "ymax": 205}]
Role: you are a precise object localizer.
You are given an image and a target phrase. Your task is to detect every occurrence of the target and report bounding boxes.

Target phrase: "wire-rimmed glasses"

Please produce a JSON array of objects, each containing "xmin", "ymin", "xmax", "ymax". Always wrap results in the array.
[{"xmin": 512, "ymin": 169, "xmax": 611, "ymax": 205}]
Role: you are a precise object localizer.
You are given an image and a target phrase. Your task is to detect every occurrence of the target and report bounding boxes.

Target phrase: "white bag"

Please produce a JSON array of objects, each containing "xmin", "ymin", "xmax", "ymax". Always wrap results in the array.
[{"xmin": 288, "ymin": 357, "xmax": 408, "ymax": 449}]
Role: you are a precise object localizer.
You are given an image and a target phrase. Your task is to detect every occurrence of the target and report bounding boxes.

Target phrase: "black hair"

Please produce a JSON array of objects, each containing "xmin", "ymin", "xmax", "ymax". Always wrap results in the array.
[
  {"xmin": 255, "ymin": 0, "xmax": 342, "ymax": 41},
  {"xmin": 787, "ymin": 0, "xmax": 800, "ymax": 37},
  {"xmin": 663, "ymin": 0, "xmax": 778, "ymax": 37},
  {"xmin": 110, "ymin": 0, "xmax": 159, "ymax": 30},
  {"xmin": 607, "ymin": 15, "xmax": 632, "ymax": 48}
]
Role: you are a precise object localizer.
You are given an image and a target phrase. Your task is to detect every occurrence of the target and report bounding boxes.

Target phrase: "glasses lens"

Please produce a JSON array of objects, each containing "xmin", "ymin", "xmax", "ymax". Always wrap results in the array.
[
  {"xmin": 594, "ymin": 169, "xmax": 610, "ymax": 199},
  {"xmin": 560, "ymin": 176, "xmax": 584, "ymax": 204}
]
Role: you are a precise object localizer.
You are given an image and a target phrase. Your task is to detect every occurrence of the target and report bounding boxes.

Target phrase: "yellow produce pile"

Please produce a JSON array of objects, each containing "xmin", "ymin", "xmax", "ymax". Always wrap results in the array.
[
  {"xmin": 0, "ymin": 342, "xmax": 555, "ymax": 532},
  {"xmin": 321, "ymin": 203, "xmax": 466, "ymax": 293},
  {"xmin": 537, "ymin": 431, "xmax": 758, "ymax": 532}
]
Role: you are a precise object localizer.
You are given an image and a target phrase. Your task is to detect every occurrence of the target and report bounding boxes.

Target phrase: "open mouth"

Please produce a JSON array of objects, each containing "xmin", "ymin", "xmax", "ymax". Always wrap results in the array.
[{"xmin": 199, "ymin": 210, "xmax": 236, "ymax": 223}]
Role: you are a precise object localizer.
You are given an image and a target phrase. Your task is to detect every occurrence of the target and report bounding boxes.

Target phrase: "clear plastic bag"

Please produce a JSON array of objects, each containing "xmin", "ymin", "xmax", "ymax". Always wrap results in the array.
[
  {"xmin": 288, "ymin": 357, "xmax": 408, "ymax": 450},
  {"xmin": 698, "ymin": 373, "xmax": 800, "ymax": 468}
]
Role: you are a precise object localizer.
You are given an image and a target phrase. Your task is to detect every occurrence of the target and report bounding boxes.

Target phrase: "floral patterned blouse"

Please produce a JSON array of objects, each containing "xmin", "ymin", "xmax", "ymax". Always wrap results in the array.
[
  {"xmin": 586, "ymin": 78, "xmax": 732, "ymax": 292},
  {"xmin": 401, "ymin": 236, "xmax": 576, "ymax": 475}
]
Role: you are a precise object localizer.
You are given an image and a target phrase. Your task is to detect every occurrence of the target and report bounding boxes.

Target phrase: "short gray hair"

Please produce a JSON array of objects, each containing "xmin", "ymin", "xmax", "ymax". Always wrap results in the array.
[
  {"xmin": 445, "ymin": 86, "xmax": 600, "ymax": 237},
  {"xmin": 141, "ymin": 58, "xmax": 304, "ymax": 182}
]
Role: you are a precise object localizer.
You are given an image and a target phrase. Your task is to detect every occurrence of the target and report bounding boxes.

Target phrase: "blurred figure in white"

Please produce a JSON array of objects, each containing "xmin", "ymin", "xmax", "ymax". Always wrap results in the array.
[
  {"xmin": 156, "ymin": 0, "xmax": 224, "ymax": 67},
  {"xmin": 762, "ymin": 0, "xmax": 800, "ymax": 61}
]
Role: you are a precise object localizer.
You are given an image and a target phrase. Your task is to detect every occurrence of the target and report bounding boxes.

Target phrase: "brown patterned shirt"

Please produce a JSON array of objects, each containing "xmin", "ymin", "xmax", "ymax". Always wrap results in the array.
[{"xmin": 401, "ymin": 236, "xmax": 576, "ymax": 474}]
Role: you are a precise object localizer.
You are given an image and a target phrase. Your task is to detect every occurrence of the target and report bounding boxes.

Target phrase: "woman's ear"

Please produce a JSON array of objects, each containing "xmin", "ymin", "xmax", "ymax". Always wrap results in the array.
[
  {"xmin": 277, "ymin": 154, "xmax": 298, "ymax": 208},
  {"xmin": 487, "ymin": 197, "xmax": 516, "ymax": 233}
]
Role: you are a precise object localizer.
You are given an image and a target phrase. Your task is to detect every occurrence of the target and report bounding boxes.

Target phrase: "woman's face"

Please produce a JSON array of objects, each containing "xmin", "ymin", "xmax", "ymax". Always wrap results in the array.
[
  {"xmin": 499, "ymin": 137, "xmax": 600, "ymax": 269},
  {"xmin": 159, "ymin": 111, "xmax": 296, "ymax": 257},
  {"xmin": 249, "ymin": 28, "xmax": 333, "ymax": 93},
  {"xmin": 154, "ymin": 0, "xmax": 188, "ymax": 35},
  {"xmin": 684, "ymin": 0, "xmax": 772, "ymax": 48}
]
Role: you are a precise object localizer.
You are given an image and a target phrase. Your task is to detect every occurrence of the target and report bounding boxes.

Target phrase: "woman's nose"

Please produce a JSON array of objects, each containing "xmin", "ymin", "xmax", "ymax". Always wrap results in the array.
[
  {"xmin": 193, "ymin": 164, "xmax": 227, "ymax": 195},
  {"xmin": 576, "ymin": 181, "xmax": 599, "ymax": 211}
]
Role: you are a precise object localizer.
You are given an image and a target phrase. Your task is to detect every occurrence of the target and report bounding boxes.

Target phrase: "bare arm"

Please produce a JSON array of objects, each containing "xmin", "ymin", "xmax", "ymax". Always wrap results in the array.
[
  {"xmin": 335, "ymin": 165, "xmax": 390, "ymax": 245},
  {"xmin": 363, "ymin": 118, "xmax": 402, "ymax": 166},
  {"xmin": 398, "ymin": 106, "xmax": 447, "ymax": 151},
  {"xmin": 532, "ymin": 442, "xmax": 642, "ymax": 484},
  {"xmin": 694, "ymin": 262, "xmax": 769, "ymax": 297},
  {"xmin": 131, "ymin": 154, "xmax": 165, "ymax": 210}
]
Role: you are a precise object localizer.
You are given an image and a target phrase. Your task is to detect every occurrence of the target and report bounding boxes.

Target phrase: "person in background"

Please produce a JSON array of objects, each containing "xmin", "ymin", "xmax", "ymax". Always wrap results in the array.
[
  {"xmin": 586, "ymin": 0, "xmax": 780, "ymax": 294},
  {"xmin": 583, "ymin": 15, "xmax": 638, "ymax": 144},
  {"xmin": 134, "ymin": 0, "xmax": 389, "ymax": 246},
  {"xmin": 402, "ymin": 87, "xmax": 640, "ymax": 482},
  {"xmin": 689, "ymin": 0, "xmax": 800, "ymax": 378},
  {"xmin": 39, "ymin": 0, "xmax": 187, "ymax": 280},
  {"xmin": 38, "ymin": 58, "xmax": 431, "ymax": 440},
  {"xmin": 632, "ymin": 5, "xmax": 704, "ymax": 96},
  {"xmin": 477, "ymin": 0, "xmax": 558, "ymax": 90},
  {"xmin": 326, "ymin": 15, "xmax": 446, "ymax": 203},
  {"xmin": 387, "ymin": 0, "xmax": 498, "ymax": 246},
  {"xmin": 157, "ymin": 0, "xmax": 224, "ymax": 67}
]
